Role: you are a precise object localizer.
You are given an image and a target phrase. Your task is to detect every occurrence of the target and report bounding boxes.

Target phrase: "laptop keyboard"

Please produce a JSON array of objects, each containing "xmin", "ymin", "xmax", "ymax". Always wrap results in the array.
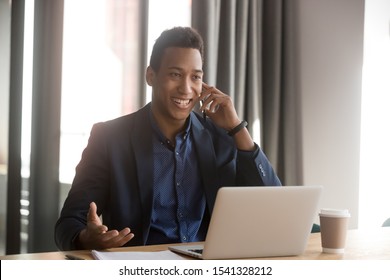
[{"xmin": 189, "ymin": 249, "xmax": 203, "ymax": 254}]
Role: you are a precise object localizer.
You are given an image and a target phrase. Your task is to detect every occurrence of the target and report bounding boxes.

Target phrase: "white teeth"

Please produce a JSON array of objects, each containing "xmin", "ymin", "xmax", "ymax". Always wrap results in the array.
[{"xmin": 172, "ymin": 98, "xmax": 190, "ymax": 106}]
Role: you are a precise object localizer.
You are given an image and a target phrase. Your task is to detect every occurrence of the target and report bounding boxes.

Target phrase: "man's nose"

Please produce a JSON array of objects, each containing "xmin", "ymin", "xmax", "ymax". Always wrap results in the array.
[{"xmin": 178, "ymin": 77, "xmax": 193, "ymax": 94}]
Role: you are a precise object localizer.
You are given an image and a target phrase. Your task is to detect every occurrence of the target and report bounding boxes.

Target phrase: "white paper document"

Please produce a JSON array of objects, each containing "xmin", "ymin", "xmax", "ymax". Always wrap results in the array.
[{"xmin": 91, "ymin": 250, "xmax": 188, "ymax": 260}]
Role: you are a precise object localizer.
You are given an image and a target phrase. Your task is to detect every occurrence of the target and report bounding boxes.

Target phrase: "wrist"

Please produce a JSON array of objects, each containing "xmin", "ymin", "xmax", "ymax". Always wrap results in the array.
[
  {"xmin": 227, "ymin": 120, "xmax": 248, "ymax": 136},
  {"xmin": 74, "ymin": 229, "xmax": 86, "ymax": 249}
]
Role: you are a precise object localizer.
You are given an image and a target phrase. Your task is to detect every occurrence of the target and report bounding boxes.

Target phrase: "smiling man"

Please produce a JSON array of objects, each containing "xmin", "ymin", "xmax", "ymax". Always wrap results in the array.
[{"xmin": 55, "ymin": 27, "xmax": 281, "ymax": 251}]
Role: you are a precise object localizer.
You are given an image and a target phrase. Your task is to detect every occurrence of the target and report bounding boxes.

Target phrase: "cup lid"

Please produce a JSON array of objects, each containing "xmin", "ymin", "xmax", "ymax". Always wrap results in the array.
[{"xmin": 319, "ymin": 208, "xmax": 350, "ymax": 218}]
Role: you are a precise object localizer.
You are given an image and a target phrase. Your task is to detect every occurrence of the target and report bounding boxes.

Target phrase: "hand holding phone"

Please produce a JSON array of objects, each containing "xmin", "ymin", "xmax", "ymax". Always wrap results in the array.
[{"xmin": 199, "ymin": 82, "xmax": 240, "ymax": 131}]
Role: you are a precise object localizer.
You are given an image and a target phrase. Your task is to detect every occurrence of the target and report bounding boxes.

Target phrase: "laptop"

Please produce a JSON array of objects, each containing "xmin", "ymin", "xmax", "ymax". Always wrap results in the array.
[{"xmin": 169, "ymin": 186, "xmax": 322, "ymax": 259}]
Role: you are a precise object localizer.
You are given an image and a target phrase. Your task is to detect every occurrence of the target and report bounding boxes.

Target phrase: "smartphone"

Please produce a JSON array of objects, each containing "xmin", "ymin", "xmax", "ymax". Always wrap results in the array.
[{"xmin": 200, "ymin": 87, "xmax": 206, "ymax": 120}]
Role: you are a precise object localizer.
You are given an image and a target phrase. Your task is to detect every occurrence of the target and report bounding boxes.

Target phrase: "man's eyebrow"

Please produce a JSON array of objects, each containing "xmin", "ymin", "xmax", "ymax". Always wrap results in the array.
[
  {"xmin": 194, "ymin": 69, "xmax": 204, "ymax": 74},
  {"xmin": 168, "ymin": 66, "xmax": 203, "ymax": 74}
]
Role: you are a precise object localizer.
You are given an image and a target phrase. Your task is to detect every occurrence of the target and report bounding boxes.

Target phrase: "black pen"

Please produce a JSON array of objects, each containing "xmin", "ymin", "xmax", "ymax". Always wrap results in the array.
[{"xmin": 65, "ymin": 254, "xmax": 84, "ymax": 260}]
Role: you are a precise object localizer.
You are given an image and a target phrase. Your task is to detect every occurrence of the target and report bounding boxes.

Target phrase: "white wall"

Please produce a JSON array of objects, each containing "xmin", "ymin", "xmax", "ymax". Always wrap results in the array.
[
  {"xmin": 296, "ymin": 0, "xmax": 365, "ymax": 228},
  {"xmin": 359, "ymin": 0, "xmax": 390, "ymax": 228}
]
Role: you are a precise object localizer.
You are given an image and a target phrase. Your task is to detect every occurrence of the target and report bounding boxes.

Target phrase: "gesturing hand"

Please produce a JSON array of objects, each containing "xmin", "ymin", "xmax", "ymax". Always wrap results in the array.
[{"xmin": 77, "ymin": 202, "xmax": 134, "ymax": 250}]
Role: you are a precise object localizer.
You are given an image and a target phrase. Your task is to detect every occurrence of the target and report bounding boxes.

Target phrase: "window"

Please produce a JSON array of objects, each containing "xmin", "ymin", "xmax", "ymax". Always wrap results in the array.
[
  {"xmin": 146, "ymin": 0, "xmax": 191, "ymax": 102},
  {"xmin": 60, "ymin": 0, "xmax": 191, "ymax": 184},
  {"xmin": 0, "ymin": 0, "xmax": 192, "ymax": 253}
]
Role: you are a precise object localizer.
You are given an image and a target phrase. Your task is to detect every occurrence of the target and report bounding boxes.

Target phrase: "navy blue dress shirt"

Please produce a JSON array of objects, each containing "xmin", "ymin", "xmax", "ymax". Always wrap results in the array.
[{"xmin": 147, "ymin": 113, "xmax": 207, "ymax": 245}]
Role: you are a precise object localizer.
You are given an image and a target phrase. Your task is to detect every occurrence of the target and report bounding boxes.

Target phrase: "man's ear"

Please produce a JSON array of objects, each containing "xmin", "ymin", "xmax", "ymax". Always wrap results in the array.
[{"xmin": 146, "ymin": 66, "xmax": 155, "ymax": 86}]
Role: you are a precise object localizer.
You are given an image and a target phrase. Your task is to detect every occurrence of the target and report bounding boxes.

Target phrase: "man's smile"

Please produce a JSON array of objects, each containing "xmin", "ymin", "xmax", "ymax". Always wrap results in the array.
[{"xmin": 172, "ymin": 97, "xmax": 192, "ymax": 108}]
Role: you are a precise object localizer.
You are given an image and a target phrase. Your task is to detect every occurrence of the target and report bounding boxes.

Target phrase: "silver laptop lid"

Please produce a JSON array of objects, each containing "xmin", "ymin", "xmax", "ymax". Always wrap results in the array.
[{"xmin": 201, "ymin": 186, "xmax": 322, "ymax": 259}]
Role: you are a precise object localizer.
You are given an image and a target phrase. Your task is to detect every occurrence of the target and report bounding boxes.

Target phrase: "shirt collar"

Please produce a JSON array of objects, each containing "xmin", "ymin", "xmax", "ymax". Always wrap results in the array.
[{"xmin": 149, "ymin": 109, "xmax": 192, "ymax": 143}]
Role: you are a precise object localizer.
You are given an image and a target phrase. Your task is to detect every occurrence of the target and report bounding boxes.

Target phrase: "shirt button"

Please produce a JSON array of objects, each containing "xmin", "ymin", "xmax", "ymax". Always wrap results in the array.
[{"xmin": 183, "ymin": 236, "xmax": 187, "ymax": 241}]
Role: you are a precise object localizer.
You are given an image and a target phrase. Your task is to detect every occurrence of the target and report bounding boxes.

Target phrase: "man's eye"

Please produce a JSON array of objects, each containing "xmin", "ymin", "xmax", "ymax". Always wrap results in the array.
[
  {"xmin": 170, "ymin": 72, "xmax": 181, "ymax": 78},
  {"xmin": 193, "ymin": 75, "xmax": 202, "ymax": 80}
]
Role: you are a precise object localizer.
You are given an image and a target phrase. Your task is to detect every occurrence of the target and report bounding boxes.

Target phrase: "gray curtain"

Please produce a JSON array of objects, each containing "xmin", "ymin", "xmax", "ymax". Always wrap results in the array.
[
  {"xmin": 4, "ymin": 0, "xmax": 149, "ymax": 254},
  {"xmin": 192, "ymin": 0, "xmax": 302, "ymax": 185}
]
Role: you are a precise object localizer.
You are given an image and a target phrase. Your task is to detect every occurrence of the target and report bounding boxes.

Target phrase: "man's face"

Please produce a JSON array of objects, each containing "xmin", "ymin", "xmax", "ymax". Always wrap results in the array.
[{"xmin": 148, "ymin": 47, "xmax": 203, "ymax": 123}]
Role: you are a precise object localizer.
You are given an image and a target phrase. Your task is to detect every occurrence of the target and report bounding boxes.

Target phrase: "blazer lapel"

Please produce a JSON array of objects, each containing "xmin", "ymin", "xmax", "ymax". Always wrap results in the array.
[
  {"xmin": 191, "ymin": 114, "xmax": 220, "ymax": 213},
  {"xmin": 130, "ymin": 105, "xmax": 154, "ymax": 240}
]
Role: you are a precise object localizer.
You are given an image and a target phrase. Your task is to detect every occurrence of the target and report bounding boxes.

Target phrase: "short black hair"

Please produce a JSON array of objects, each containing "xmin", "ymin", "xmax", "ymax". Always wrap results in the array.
[{"xmin": 149, "ymin": 26, "xmax": 204, "ymax": 71}]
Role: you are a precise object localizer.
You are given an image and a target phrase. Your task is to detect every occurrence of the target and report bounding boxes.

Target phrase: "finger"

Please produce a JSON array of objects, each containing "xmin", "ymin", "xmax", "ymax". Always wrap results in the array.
[
  {"xmin": 98, "ymin": 227, "xmax": 130, "ymax": 242},
  {"xmin": 87, "ymin": 202, "xmax": 99, "ymax": 222},
  {"xmin": 115, "ymin": 232, "xmax": 135, "ymax": 247},
  {"xmin": 99, "ymin": 229, "xmax": 119, "ymax": 242},
  {"xmin": 199, "ymin": 84, "xmax": 227, "ymax": 114},
  {"xmin": 90, "ymin": 224, "xmax": 108, "ymax": 234},
  {"xmin": 108, "ymin": 228, "xmax": 134, "ymax": 247},
  {"xmin": 202, "ymin": 82, "xmax": 211, "ymax": 90},
  {"xmin": 203, "ymin": 93, "xmax": 224, "ymax": 113},
  {"xmin": 87, "ymin": 203, "xmax": 107, "ymax": 232},
  {"xmin": 100, "ymin": 228, "xmax": 134, "ymax": 248},
  {"xmin": 200, "ymin": 90, "xmax": 215, "ymax": 112},
  {"xmin": 201, "ymin": 83, "xmax": 223, "ymax": 95},
  {"xmin": 199, "ymin": 83, "xmax": 213, "ymax": 100}
]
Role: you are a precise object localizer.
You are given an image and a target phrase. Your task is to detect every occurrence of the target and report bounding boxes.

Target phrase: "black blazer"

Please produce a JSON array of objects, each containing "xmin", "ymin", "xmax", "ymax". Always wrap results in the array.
[{"xmin": 55, "ymin": 103, "xmax": 281, "ymax": 250}]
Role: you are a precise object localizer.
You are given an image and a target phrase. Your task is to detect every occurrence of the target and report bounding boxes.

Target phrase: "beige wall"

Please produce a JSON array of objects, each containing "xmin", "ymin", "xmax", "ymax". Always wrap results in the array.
[
  {"xmin": 0, "ymin": 0, "xmax": 10, "ymax": 166},
  {"xmin": 0, "ymin": 0, "xmax": 11, "ymax": 256},
  {"xmin": 296, "ymin": 0, "xmax": 365, "ymax": 228}
]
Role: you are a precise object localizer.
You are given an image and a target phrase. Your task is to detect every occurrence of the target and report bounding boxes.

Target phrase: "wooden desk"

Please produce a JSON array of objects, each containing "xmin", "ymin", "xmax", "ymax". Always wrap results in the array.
[{"xmin": 1, "ymin": 228, "xmax": 390, "ymax": 260}]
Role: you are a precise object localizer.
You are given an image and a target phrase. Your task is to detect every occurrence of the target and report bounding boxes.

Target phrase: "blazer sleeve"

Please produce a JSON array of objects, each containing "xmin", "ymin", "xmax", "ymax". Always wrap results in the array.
[
  {"xmin": 236, "ymin": 144, "xmax": 282, "ymax": 186},
  {"xmin": 55, "ymin": 122, "xmax": 111, "ymax": 250},
  {"xmin": 193, "ymin": 112, "xmax": 282, "ymax": 188}
]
